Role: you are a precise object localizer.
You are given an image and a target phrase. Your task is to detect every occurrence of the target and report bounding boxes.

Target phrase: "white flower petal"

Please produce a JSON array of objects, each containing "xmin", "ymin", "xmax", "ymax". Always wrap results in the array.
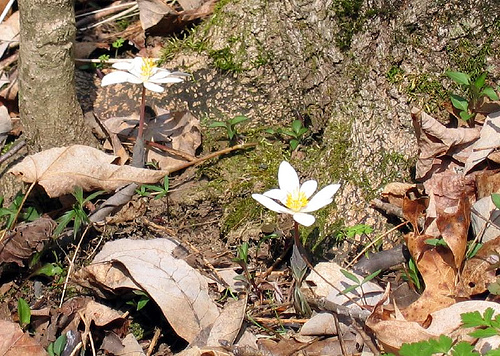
[
  {"xmin": 150, "ymin": 76, "xmax": 185, "ymax": 84},
  {"xmin": 301, "ymin": 180, "xmax": 317, "ymax": 199},
  {"xmin": 101, "ymin": 71, "xmax": 137, "ymax": 86},
  {"xmin": 143, "ymin": 81, "xmax": 165, "ymax": 93},
  {"xmin": 302, "ymin": 183, "xmax": 340, "ymax": 213},
  {"xmin": 252, "ymin": 194, "xmax": 291, "ymax": 214},
  {"xmin": 112, "ymin": 60, "xmax": 133, "ymax": 70},
  {"xmin": 278, "ymin": 161, "xmax": 299, "ymax": 194},
  {"xmin": 263, "ymin": 189, "xmax": 287, "ymax": 204},
  {"xmin": 293, "ymin": 213, "xmax": 315, "ymax": 226}
]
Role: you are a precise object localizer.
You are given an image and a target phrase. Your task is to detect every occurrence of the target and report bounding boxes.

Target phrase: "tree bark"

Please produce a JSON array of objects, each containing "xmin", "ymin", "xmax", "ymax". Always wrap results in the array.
[{"xmin": 18, "ymin": 0, "xmax": 95, "ymax": 152}]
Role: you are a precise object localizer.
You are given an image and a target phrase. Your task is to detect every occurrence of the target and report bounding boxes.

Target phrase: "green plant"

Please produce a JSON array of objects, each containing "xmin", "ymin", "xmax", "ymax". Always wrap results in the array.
[
  {"xmin": 425, "ymin": 238, "xmax": 449, "ymax": 247},
  {"xmin": 135, "ymin": 176, "xmax": 169, "ymax": 200},
  {"xmin": 233, "ymin": 242, "xmax": 259, "ymax": 293},
  {"xmin": 339, "ymin": 268, "xmax": 381, "ymax": 304},
  {"xmin": 47, "ymin": 334, "xmax": 67, "ymax": 356},
  {"xmin": 126, "ymin": 290, "xmax": 150, "ymax": 311},
  {"xmin": 291, "ymin": 244, "xmax": 311, "ymax": 316},
  {"xmin": 0, "ymin": 192, "xmax": 40, "ymax": 229},
  {"xmin": 209, "ymin": 115, "xmax": 249, "ymax": 144},
  {"xmin": 445, "ymin": 70, "xmax": 499, "ymax": 122},
  {"xmin": 112, "ymin": 38, "xmax": 125, "ymax": 58},
  {"xmin": 404, "ymin": 257, "xmax": 422, "ymax": 292},
  {"xmin": 335, "ymin": 223, "xmax": 373, "ymax": 242},
  {"xmin": 17, "ymin": 298, "xmax": 31, "ymax": 329},
  {"xmin": 97, "ymin": 54, "xmax": 110, "ymax": 69},
  {"xmin": 266, "ymin": 119, "xmax": 309, "ymax": 151},
  {"xmin": 54, "ymin": 187, "xmax": 103, "ymax": 238}
]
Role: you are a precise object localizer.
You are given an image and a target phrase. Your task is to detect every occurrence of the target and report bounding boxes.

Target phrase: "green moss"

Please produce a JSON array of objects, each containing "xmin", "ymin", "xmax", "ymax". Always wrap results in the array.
[
  {"xmin": 386, "ymin": 65, "xmax": 405, "ymax": 84},
  {"xmin": 446, "ymin": 38, "xmax": 492, "ymax": 78},
  {"xmin": 208, "ymin": 47, "xmax": 245, "ymax": 72},
  {"xmin": 332, "ymin": 0, "xmax": 365, "ymax": 50}
]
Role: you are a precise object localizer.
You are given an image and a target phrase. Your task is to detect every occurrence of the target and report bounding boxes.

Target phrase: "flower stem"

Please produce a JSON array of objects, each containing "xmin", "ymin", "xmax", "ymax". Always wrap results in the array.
[
  {"xmin": 131, "ymin": 86, "xmax": 147, "ymax": 168},
  {"xmin": 293, "ymin": 221, "xmax": 300, "ymax": 246}
]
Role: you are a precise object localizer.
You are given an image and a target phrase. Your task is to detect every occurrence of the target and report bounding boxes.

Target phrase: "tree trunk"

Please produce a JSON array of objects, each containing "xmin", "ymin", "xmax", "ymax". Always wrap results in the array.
[{"xmin": 18, "ymin": 0, "xmax": 95, "ymax": 152}]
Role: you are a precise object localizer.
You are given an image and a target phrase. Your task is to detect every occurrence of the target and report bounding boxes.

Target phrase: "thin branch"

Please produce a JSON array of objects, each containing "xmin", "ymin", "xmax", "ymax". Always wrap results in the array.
[{"xmin": 0, "ymin": 139, "xmax": 26, "ymax": 165}]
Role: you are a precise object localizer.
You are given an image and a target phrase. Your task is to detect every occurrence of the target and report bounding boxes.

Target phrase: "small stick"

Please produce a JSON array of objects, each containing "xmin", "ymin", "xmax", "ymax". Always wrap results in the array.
[
  {"xmin": 146, "ymin": 327, "xmax": 162, "ymax": 356},
  {"xmin": 59, "ymin": 224, "xmax": 92, "ymax": 307},
  {"xmin": 0, "ymin": 139, "xmax": 26, "ymax": 165},
  {"xmin": 79, "ymin": 4, "xmax": 139, "ymax": 30},
  {"xmin": 333, "ymin": 312, "xmax": 348, "ymax": 356},
  {"xmin": 124, "ymin": 135, "xmax": 196, "ymax": 162}
]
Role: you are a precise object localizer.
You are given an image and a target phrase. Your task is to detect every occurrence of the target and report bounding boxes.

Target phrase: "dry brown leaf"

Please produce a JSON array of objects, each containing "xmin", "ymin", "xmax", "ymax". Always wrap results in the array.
[
  {"xmin": 205, "ymin": 295, "xmax": 247, "ymax": 347},
  {"xmin": 460, "ymin": 236, "xmax": 500, "ymax": 296},
  {"xmin": 403, "ymin": 232, "xmax": 456, "ymax": 322},
  {"xmin": 9, "ymin": 145, "xmax": 168, "ymax": 197},
  {"xmin": 381, "ymin": 182, "xmax": 416, "ymax": 208},
  {"xmin": 465, "ymin": 111, "xmax": 500, "ymax": 173},
  {"xmin": 104, "ymin": 109, "xmax": 201, "ymax": 170},
  {"xmin": 177, "ymin": 0, "xmax": 203, "ymax": 11},
  {"xmin": 0, "ymin": 216, "xmax": 56, "ymax": 267},
  {"xmin": 367, "ymin": 300, "xmax": 500, "ymax": 353},
  {"xmin": 0, "ymin": 11, "xmax": 19, "ymax": 48},
  {"xmin": 0, "ymin": 319, "xmax": 48, "ymax": 356},
  {"xmin": 470, "ymin": 196, "xmax": 500, "ymax": 243},
  {"xmin": 299, "ymin": 312, "xmax": 338, "ymax": 336},
  {"xmin": 137, "ymin": 0, "xmax": 177, "ymax": 31},
  {"xmin": 411, "ymin": 107, "xmax": 480, "ymax": 180},
  {"xmin": 76, "ymin": 238, "xmax": 220, "ymax": 343}
]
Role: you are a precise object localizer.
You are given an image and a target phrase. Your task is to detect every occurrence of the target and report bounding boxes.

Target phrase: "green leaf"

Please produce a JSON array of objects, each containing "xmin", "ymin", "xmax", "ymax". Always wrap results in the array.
[
  {"xmin": 452, "ymin": 341, "xmax": 479, "ymax": 356},
  {"xmin": 362, "ymin": 269, "xmax": 381, "ymax": 284},
  {"xmin": 483, "ymin": 307, "xmax": 495, "ymax": 324},
  {"xmin": 446, "ymin": 70, "xmax": 471, "ymax": 85},
  {"xmin": 265, "ymin": 128, "xmax": 276, "ymax": 134},
  {"xmin": 450, "ymin": 94, "xmax": 469, "ymax": 111},
  {"xmin": 290, "ymin": 139, "xmax": 299, "ymax": 151},
  {"xmin": 482, "ymin": 86, "xmax": 499, "ymax": 101},
  {"xmin": 136, "ymin": 296, "xmax": 149, "ymax": 311},
  {"xmin": 229, "ymin": 115, "xmax": 249, "ymax": 125},
  {"xmin": 474, "ymin": 72, "xmax": 487, "ymax": 90},
  {"xmin": 208, "ymin": 121, "xmax": 228, "ymax": 128},
  {"xmin": 428, "ymin": 335, "xmax": 453, "ymax": 353},
  {"xmin": 491, "ymin": 194, "xmax": 500, "ymax": 209},
  {"xmin": 54, "ymin": 210, "xmax": 76, "ymax": 236},
  {"xmin": 462, "ymin": 310, "xmax": 486, "ymax": 328},
  {"xmin": 488, "ymin": 280, "xmax": 500, "ymax": 295},
  {"xmin": 399, "ymin": 340, "xmax": 435, "ymax": 356},
  {"xmin": 459, "ymin": 111, "xmax": 474, "ymax": 121},
  {"xmin": 33, "ymin": 263, "xmax": 63, "ymax": 277},
  {"xmin": 281, "ymin": 129, "xmax": 296, "ymax": 138},
  {"xmin": 291, "ymin": 120, "xmax": 303, "ymax": 134},
  {"xmin": 17, "ymin": 298, "xmax": 31, "ymax": 327},
  {"xmin": 340, "ymin": 284, "xmax": 359, "ymax": 295},
  {"xmin": 53, "ymin": 334, "xmax": 67, "ymax": 356},
  {"xmin": 485, "ymin": 349, "xmax": 500, "ymax": 356},
  {"xmin": 297, "ymin": 127, "xmax": 308, "ymax": 136},
  {"xmin": 340, "ymin": 269, "xmax": 360, "ymax": 283},
  {"xmin": 425, "ymin": 238, "xmax": 448, "ymax": 247},
  {"xmin": 469, "ymin": 327, "xmax": 498, "ymax": 338},
  {"xmin": 84, "ymin": 190, "xmax": 105, "ymax": 204},
  {"xmin": 47, "ymin": 343, "xmax": 55, "ymax": 356}
]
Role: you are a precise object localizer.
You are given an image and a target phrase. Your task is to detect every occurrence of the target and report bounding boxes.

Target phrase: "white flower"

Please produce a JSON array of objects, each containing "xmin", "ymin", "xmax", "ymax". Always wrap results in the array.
[
  {"xmin": 101, "ymin": 57, "xmax": 189, "ymax": 93},
  {"xmin": 252, "ymin": 161, "xmax": 340, "ymax": 226}
]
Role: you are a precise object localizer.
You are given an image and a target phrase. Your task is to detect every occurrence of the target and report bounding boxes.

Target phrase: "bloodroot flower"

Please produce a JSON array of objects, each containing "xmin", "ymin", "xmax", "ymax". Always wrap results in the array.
[
  {"xmin": 101, "ymin": 57, "xmax": 189, "ymax": 93},
  {"xmin": 252, "ymin": 161, "xmax": 340, "ymax": 227}
]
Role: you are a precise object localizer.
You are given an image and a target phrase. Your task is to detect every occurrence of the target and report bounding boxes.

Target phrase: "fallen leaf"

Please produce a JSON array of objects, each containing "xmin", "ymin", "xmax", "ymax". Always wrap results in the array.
[
  {"xmin": 9, "ymin": 145, "xmax": 168, "ymax": 197},
  {"xmin": 411, "ymin": 107, "xmax": 480, "ymax": 180},
  {"xmin": 137, "ymin": 0, "xmax": 177, "ymax": 32},
  {"xmin": 465, "ymin": 111, "xmax": 500, "ymax": 173},
  {"xmin": 460, "ymin": 236, "xmax": 500, "ymax": 296},
  {"xmin": 75, "ymin": 238, "xmax": 220, "ymax": 343},
  {"xmin": 0, "ymin": 319, "xmax": 48, "ymax": 356},
  {"xmin": 470, "ymin": 196, "xmax": 500, "ymax": 244},
  {"xmin": 0, "ymin": 216, "xmax": 56, "ymax": 267},
  {"xmin": 367, "ymin": 300, "xmax": 500, "ymax": 353},
  {"xmin": 0, "ymin": 104, "xmax": 11, "ymax": 145},
  {"xmin": 381, "ymin": 182, "xmax": 417, "ymax": 208},
  {"xmin": 205, "ymin": 295, "xmax": 246, "ymax": 347},
  {"xmin": 299, "ymin": 312, "xmax": 338, "ymax": 336}
]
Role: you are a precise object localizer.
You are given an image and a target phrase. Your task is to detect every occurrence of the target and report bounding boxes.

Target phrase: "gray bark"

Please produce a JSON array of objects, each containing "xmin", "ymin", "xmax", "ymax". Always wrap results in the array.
[{"xmin": 18, "ymin": 0, "xmax": 95, "ymax": 152}]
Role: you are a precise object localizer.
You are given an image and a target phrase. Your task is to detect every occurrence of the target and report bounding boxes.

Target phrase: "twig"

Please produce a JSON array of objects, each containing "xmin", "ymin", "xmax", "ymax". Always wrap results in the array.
[
  {"xmin": 125, "ymin": 135, "xmax": 196, "ymax": 162},
  {"xmin": 59, "ymin": 224, "xmax": 92, "ymax": 307},
  {"xmin": 79, "ymin": 3, "xmax": 139, "ymax": 30},
  {"xmin": 333, "ymin": 312, "xmax": 348, "ymax": 356},
  {"xmin": 68, "ymin": 342, "xmax": 83, "ymax": 356},
  {"xmin": 76, "ymin": 1, "xmax": 136, "ymax": 26},
  {"xmin": 146, "ymin": 327, "xmax": 162, "ymax": 356},
  {"xmin": 345, "ymin": 221, "xmax": 407, "ymax": 269},
  {"xmin": 0, "ymin": 139, "xmax": 26, "ymax": 165},
  {"xmin": 352, "ymin": 322, "xmax": 380, "ymax": 355}
]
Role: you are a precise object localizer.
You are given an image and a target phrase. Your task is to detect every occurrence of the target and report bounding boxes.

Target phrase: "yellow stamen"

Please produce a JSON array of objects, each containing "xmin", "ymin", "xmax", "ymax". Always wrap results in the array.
[
  {"xmin": 285, "ymin": 190, "xmax": 308, "ymax": 212},
  {"xmin": 140, "ymin": 58, "xmax": 156, "ymax": 79}
]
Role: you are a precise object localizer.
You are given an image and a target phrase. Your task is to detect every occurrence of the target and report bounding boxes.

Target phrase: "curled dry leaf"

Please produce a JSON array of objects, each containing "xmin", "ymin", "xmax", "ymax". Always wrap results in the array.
[
  {"xmin": 470, "ymin": 196, "xmax": 500, "ymax": 243},
  {"xmin": 0, "ymin": 216, "xmax": 56, "ymax": 267},
  {"xmin": 411, "ymin": 107, "xmax": 480, "ymax": 180},
  {"xmin": 104, "ymin": 109, "xmax": 201, "ymax": 170},
  {"xmin": 9, "ymin": 145, "xmax": 168, "ymax": 197},
  {"xmin": 464, "ymin": 111, "xmax": 500, "ymax": 174},
  {"xmin": 74, "ymin": 238, "xmax": 219, "ymax": 343},
  {"xmin": 381, "ymin": 182, "xmax": 417, "ymax": 208},
  {"xmin": 403, "ymin": 232, "xmax": 456, "ymax": 322},
  {"xmin": 460, "ymin": 236, "xmax": 500, "ymax": 296},
  {"xmin": 205, "ymin": 295, "xmax": 247, "ymax": 347}
]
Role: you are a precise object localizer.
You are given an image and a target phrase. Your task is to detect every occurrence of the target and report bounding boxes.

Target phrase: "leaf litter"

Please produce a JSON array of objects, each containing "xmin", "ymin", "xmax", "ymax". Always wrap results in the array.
[{"xmin": 3, "ymin": 1, "xmax": 500, "ymax": 354}]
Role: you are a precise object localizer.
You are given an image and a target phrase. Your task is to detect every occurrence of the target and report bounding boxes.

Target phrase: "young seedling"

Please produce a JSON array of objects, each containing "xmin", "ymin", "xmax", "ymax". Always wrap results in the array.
[
  {"xmin": 445, "ymin": 70, "xmax": 499, "ymax": 122},
  {"xmin": 126, "ymin": 290, "xmax": 150, "ymax": 311},
  {"xmin": 136, "ymin": 176, "xmax": 169, "ymax": 200},
  {"xmin": 290, "ymin": 244, "xmax": 311, "ymax": 316},
  {"xmin": 209, "ymin": 115, "xmax": 249, "ymax": 145},
  {"xmin": 339, "ymin": 268, "xmax": 381, "ymax": 305},
  {"xmin": 0, "ymin": 192, "xmax": 40, "ymax": 229},
  {"xmin": 233, "ymin": 242, "xmax": 259, "ymax": 293},
  {"xmin": 54, "ymin": 186, "xmax": 104, "ymax": 238},
  {"xmin": 266, "ymin": 119, "xmax": 309, "ymax": 151},
  {"xmin": 17, "ymin": 297, "xmax": 31, "ymax": 329},
  {"xmin": 111, "ymin": 38, "xmax": 125, "ymax": 58},
  {"xmin": 404, "ymin": 257, "xmax": 422, "ymax": 292},
  {"xmin": 97, "ymin": 54, "xmax": 110, "ymax": 69},
  {"xmin": 47, "ymin": 334, "xmax": 67, "ymax": 356}
]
